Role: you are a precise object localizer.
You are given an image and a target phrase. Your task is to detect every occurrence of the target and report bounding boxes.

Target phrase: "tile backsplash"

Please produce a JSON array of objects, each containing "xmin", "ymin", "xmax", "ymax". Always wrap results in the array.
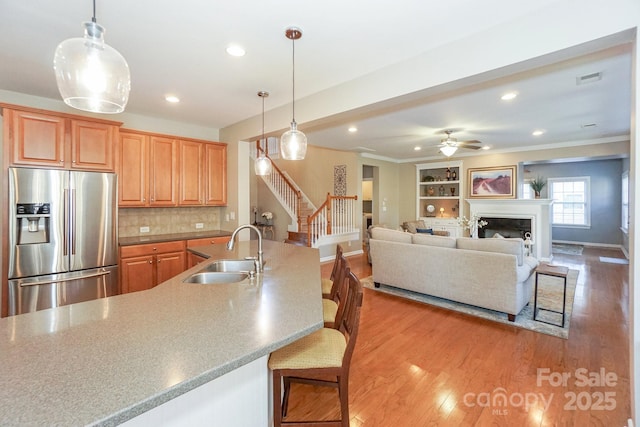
[{"xmin": 119, "ymin": 207, "xmax": 223, "ymax": 237}]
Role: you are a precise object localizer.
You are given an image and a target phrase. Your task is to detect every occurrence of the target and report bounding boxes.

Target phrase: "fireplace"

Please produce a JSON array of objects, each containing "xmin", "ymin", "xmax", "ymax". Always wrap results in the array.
[
  {"xmin": 466, "ymin": 198, "xmax": 553, "ymax": 261},
  {"xmin": 479, "ymin": 217, "xmax": 532, "ymax": 239}
]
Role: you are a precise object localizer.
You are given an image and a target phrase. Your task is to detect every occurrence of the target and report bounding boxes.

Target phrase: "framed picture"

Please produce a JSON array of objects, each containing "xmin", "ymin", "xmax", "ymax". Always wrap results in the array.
[{"xmin": 468, "ymin": 165, "xmax": 517, "ymax": 198}]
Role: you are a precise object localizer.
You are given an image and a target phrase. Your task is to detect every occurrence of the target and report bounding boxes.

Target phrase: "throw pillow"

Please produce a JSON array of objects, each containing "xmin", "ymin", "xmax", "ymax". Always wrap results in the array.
[{"xmin": 416, "ymin": 228, "xmax": 433, "ymax": 234}]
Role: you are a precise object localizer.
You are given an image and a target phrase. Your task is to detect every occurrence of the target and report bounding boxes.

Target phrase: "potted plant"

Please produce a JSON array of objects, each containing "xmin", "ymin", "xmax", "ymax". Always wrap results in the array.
[{"xmin": 529, "ymin": 176, "xmax": 547, "ymax": 198}]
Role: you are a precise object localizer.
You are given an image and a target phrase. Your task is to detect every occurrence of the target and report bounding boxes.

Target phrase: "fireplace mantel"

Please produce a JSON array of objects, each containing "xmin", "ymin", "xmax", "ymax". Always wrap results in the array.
[{"xmin": 466, "ymin": 198, "xmax": 553, "ymax": 261}]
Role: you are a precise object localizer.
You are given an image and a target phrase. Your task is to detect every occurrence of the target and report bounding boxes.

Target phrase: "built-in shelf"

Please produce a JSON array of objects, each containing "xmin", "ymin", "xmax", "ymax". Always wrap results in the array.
[{"xmin": 416, "ymin": 161, "xmax": 463, "ymax": 235}]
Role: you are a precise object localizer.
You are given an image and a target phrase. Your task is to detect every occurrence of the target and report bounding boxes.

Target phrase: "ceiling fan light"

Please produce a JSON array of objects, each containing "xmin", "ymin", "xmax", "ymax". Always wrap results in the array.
[
  {"xmin": 281, "ymin": 121, "xmax": 307, "ymax": 160},
  {"xmin": 440, "ymin": 145, "xmax": 458, "ymax": 157},
  {"xmin": 54, "ymin": 21, "xmax": 130, "ymax": 114}
]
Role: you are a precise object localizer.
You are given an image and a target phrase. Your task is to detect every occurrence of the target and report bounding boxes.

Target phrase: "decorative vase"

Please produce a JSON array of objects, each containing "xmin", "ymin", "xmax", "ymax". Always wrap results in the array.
[{"xmin": 534, "ymin": 191, "xmax": 541, "ymax": 199}]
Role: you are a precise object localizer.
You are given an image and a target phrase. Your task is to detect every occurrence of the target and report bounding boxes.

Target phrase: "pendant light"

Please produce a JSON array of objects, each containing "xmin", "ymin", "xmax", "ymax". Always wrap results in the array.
[
  {"xmin": 255, "ymin": 91, "xmax": 273, "ymax": 176},
  {"xmin": 280, "ymin": 27, "xmax": 307, "ymax": 160},
  {"xmin": 53, "ymin": 0, "xmax": 131, "ymax": 114}
]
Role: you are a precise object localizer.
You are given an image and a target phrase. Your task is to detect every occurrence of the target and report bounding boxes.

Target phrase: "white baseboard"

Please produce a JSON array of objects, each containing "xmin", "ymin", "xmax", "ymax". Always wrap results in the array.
[
  {"xmin": 552, "ymin": 239, "xmax": 625, "ymax": 251},
  {"xmin": 319, "ymin": 249, "xmax": 363, "ymax": 263}
]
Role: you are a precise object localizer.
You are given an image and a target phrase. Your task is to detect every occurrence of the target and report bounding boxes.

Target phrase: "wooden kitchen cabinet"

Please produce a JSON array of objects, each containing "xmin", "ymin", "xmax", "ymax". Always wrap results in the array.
[
  {"xmin": 118, "ymin": 131, "xmax": 179, "ymax": 207},
  {"xmin": 204, "ymin": 143, "xmax": 227, "ymax": 205},
  {"xmin": 186, "ymin": 236, "xmax": 230, "ymax": 268},
  {"xmin": 178, "ymin": 140, "xmax": 204, "ymax": 205},
  {"xmin": 4, "ymin": 106, "xmax": 118, "ymax": 171},
  {"xmin": 118, "ymin": 130, "xmax": 225, "ymax": 208},
  {"xmin": 119, "ymin": 241, "xmax": 186, "ymax": 293}
]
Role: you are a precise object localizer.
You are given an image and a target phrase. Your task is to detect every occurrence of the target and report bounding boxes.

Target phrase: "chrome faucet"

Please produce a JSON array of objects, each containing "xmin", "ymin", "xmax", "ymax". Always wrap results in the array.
[{"xmin": 226, "ymin": 224, "xmax": 264, "ymax": 273}]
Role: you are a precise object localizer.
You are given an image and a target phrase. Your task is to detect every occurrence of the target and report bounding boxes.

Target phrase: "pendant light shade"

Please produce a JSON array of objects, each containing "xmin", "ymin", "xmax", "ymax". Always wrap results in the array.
[
  {"xmin": 280, "ymin": 27, "xmax": 307, "ymax": 160},
  {"xmin": 255, "ymin": 91, "xmax": 273, "ymax": 176},
  {"xmin": 53, "ymin": 2, "xmax": 130, "ymax": 114}
]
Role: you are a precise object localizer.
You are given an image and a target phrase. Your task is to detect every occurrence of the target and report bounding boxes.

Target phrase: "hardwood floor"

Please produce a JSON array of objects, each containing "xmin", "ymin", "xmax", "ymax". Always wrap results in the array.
[{"xmin": 283, "ymin": 246, "xmax": 631, "ymax": 426}]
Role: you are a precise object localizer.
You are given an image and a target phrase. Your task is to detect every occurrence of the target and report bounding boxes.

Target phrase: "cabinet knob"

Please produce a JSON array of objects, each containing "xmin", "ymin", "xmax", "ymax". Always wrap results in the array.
[
  {"xmin": 148, "ymin": 260, "xmax": 153, "ymax": 264},
  {"xmin": 152, "ymin": 247, "xmax": 157, "ymax": 251}
]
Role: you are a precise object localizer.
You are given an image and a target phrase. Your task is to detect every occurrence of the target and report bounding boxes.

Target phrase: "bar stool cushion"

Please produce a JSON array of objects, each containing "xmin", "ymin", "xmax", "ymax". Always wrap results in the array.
[{"xmin": 269, "ymin": 328, "xmax": 346, "ymax": 370}]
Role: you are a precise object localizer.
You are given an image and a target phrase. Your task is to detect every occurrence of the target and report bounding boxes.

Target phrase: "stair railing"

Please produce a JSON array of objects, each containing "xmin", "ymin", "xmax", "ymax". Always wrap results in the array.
[
  {"xmin": 256, "ymin": 142, "xmax": 303, "ymax": 230},
  {"xmin": 307, "ymin": 193, "xmax": 359, "ymax": 247}
]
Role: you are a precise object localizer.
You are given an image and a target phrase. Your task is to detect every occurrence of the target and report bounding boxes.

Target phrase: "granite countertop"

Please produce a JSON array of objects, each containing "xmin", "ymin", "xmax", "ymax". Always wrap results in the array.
[
  {"xmin": 0, "ymin": 240, "xmax": 323, "ymax": 426},
  {"xmin": 119, "ymin": 230, "xmax": 233, "ymax": 246}
]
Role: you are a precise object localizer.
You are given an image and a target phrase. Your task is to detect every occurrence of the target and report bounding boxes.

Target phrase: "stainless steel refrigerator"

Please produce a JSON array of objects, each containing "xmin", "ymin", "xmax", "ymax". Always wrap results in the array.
[{"xmin": 7, "ymin": 167, "xmax": 118, "ymax": 315}]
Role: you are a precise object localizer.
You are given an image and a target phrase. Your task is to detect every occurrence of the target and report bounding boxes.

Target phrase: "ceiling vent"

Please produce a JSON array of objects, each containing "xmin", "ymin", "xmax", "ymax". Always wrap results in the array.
[{"xmin": 576, "ymin": 72, "xmax": 602, "ymax": 85}]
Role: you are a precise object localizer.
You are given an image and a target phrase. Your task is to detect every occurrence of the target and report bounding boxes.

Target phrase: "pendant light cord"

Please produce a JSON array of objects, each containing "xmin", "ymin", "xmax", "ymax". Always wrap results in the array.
[
  {"xmin": 262, "ymin": 94, "xmax": 268, "ymax": 155},
  {"xmin": 291, "ymin": 37, "xmax": 296, "ymax": 123},
  {"xmin": 92, "ymin": 0, "xmax": 97, "ymax": 23}
]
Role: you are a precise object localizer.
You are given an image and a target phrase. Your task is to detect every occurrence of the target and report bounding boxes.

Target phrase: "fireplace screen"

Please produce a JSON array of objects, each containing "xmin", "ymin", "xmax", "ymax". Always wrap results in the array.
[{"xmin": 479, "ymin": 217, "xmax": 532, "ymax": 239}]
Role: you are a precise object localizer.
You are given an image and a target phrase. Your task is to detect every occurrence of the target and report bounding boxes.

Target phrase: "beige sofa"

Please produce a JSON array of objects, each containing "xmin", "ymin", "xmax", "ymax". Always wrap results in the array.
[{"xmin": 369, "ymin": 227, "xmax": 538, "ymax": 321}]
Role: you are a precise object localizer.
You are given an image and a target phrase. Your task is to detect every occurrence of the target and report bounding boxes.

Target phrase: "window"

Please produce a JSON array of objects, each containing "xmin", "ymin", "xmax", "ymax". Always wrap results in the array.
[
  {"xmin": 549, "ymin": 177, "xmax": 590, "ymax": 227},
  {"xmin": 622, "ymin": 171, "xmax": 629, "ymax": 233}
]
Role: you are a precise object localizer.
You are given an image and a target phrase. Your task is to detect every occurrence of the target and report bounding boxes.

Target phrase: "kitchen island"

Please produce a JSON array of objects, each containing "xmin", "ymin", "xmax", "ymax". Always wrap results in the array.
[{"xmin": 0, "ymin": 240, "xmax": 323, "ymax": 426}]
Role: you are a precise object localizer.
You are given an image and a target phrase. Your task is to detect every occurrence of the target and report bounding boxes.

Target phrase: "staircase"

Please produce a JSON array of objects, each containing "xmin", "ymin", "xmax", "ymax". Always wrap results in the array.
[{"xmin": 255, "ymin": 144, "xmax": 359, "ymax": 248}]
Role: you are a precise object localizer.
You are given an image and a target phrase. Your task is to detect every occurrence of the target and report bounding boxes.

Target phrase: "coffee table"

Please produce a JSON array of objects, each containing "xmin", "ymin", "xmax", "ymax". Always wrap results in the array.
[{"xmin": 533, "ymin": 262, "xmax": 570, "ymax": 327}]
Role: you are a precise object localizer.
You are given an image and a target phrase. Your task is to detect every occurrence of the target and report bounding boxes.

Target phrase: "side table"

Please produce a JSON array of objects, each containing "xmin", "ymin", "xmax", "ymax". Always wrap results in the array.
[
  {"xmin": 257, "ymin": 224, "xmax": 274, "ymax": 240},
  {"xmin": 533, "ymin": 263, "xmax": 569, "ymax": 327}
]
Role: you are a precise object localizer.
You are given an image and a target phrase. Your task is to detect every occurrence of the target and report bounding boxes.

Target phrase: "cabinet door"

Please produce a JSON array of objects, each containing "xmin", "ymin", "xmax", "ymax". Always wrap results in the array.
[
  {"xmin": 156, "ymin": 251, "xmax": 186, "ymax": 284},
  {"xmin": 187, "ymin": 252, "xmax": 208, "ymax": 268},
  {"xmin": 9, "ymin": 109, "xmax": 66, "ymax": 167},
  {"xmin": 70, "ymin": 119, "xmax": 116, "ymax": 171},
  {"xmin": 178, "ymin": 140, "xmax": 204, "ymax": 205},
  {"xmin": 120, "ymin": 255, "xmax": 155, "ymax": 293},
  {"xmin": 204, "ymin": 143, "xmax": 227, "ymax": 205},
  {"xmin": 149, "ymin": 136, "xmax": 178, "ymax": 206},
  {"xmin": 118, "ymin": 131, "xmax": 149, "ymax": 206}
]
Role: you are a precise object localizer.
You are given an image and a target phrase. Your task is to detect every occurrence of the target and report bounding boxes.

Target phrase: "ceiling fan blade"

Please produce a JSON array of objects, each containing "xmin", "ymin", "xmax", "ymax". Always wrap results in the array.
[
  {"xmin": 460, "ymin": 139, "xmax": 481, "ymax": 144},
  {"xmin": 457, "ymin": 143, "xmax": 482, "ymax": 150}
]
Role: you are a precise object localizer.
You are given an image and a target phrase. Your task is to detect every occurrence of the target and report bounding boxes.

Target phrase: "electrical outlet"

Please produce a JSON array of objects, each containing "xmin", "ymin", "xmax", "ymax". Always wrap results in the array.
[
  {"xmin": 140, "ymin": 226, "xmax": 150, "ymax": 233},
  {"xmin": 225, "ymin": 214, "xmax": 230, "ymax": 222},
  {"xmin": 230, "ymin": 211, "xmax": 235, "ymax": 220},
  {"xmin": 195, "ymin": 223, "xmax": 204, "ymax": 229}
]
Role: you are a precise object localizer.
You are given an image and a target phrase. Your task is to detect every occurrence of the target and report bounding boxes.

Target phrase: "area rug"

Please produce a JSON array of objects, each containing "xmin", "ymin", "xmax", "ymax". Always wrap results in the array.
[
  {"xmin": 361, "ymin": 270, "xmax": 579, "ymax": 339},
  {"xmin": 552, "ymin": 243, "xmax": 584, "ymax": 255}
]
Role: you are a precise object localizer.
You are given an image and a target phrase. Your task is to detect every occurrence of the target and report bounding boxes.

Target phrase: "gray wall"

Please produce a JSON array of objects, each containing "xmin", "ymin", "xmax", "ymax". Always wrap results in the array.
[{"xmin": 524, "ymin": 158, "xmax": 625, "ymax": 245}]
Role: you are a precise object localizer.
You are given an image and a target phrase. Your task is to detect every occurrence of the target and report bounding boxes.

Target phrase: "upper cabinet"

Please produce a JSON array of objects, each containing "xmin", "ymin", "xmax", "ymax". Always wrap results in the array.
[
  {"xmin": 4, "ymin": 107, "xmax": 119, "ymax": 171},
  {"xmin": 118, "ymin": 129, "xmax": 226, "ymax": 207}
]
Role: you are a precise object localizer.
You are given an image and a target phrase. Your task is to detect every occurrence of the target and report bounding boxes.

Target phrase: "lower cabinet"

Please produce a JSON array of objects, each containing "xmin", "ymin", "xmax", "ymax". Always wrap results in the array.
[
  {"xmin": 120, "ymin": 241, "xmax": 186, "ymax": 293},
  {"xmin": 186, "ymin": 236, "xmax": 231, "ymax": 268},
  {"xmin": 120, "ymin": 236, "xmax": 232, "ymax": 293}
]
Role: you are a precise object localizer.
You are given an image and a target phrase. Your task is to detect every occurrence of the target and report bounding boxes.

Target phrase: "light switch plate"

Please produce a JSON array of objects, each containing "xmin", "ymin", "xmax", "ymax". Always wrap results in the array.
[
  {"xmin": 140, "ymin": 226, "xmax": 150, "ymax": 233},
  {"xmin": 195, "ymin": 223, "xmax": 204, "ymax": 229}
]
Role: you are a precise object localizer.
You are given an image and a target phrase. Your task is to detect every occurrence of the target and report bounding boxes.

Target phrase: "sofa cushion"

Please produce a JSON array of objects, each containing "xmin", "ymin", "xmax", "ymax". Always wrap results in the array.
[
  {"xmin": 402, "ymin": 220, "xmax": 426, "ymax": 234},
  {"xmin": 456, "ymin": 237, "xmax": 525, "ymax": 266},
  {"xmin": 371, "ymin": 227, "xmax": 413, "ymax": 243},
  {"xmin": 412, "ymin": 233, "xmax": 457, "ymax": 248}
]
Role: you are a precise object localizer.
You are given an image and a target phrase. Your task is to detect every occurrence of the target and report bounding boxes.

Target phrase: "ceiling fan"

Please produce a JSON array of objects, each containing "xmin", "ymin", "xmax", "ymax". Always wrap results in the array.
[{"xmin": 438, "ymin": 130, "xmax": 482, "ymax": 156}]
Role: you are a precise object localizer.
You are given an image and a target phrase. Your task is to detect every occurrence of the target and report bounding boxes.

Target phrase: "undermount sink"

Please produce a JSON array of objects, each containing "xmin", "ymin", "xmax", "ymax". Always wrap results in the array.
[
  {"xmin": 183, "ymin": 272, "xmax": 249, "ymax": 284},
  {"xmin": 199, "ymin": 259, "xmax": 257, "ymax": 273}
]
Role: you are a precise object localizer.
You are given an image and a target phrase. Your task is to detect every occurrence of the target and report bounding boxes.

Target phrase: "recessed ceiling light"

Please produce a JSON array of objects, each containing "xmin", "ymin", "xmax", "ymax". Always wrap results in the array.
[
  {"xmin": 532, "ymin": 130, "xmax": 545, "ymax": 136},
  {"xmin": 414, "ymin": 146, "xmax": 421, "ymax": 151},
  {"xmin": 226, "ymin": 45, "xmax": 246, "ymax": 57},
  {"xmin": 348, "ymin": 126, "xmax": 358, "ymax": 133},
  {"xmin": 501, "ymin": 91, "xmax": 518, "ymax": 101},
  {"xmin": 481, "ymin": 146, "xmax": 491, "ymax": 150},
  {"xmin": 165, "ymin": 95, "xmax": 180, "ymax": 103}
]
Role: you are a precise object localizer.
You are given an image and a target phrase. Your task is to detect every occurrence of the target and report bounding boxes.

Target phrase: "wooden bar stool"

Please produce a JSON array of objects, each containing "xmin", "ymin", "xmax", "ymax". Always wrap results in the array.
[
  {"xmin": 323, "ymin": 256, "xmax": 349, "ymax": 328},
  {"xmin": 322, "ymin": 244, "xmax": 344, "ymax": 298},
  {"xmin": 269, "ymin": 270, "xmax": 363, "ymax": 427}
]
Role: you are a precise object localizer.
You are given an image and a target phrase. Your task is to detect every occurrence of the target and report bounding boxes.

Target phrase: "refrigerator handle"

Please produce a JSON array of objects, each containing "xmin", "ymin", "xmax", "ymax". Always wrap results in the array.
[
  {"xmin": 18, "ymin": 270, "xmax": 111, "ymax": 287},
  {"xmin": 63, "ymin": 189, "xmax": 69, "ymax": 256},
  {"xmin": 71, "ymin": 189, "xmax": 76, "ymax": 255}
]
